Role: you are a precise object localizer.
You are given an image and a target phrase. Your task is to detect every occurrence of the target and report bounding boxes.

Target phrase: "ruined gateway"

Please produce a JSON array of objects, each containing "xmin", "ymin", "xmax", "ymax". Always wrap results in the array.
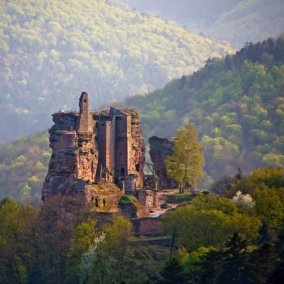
[{"xmin": 42, "ymin": 92, "xmax": 145, "ymax": 212}]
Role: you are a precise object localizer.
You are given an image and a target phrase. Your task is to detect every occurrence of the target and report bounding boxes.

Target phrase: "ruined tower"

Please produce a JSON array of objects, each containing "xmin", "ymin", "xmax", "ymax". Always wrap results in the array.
[
  {"xmin": 78, "ymin": 92, "xmax": 91, "ymax": 133},
  {"xmin": 42, "ymin": 92, "xmax": 145, "ymax": 211}
]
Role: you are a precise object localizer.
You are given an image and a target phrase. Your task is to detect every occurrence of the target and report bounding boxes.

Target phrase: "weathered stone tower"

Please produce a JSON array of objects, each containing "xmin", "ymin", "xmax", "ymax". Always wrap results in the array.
[
  {"xmin": 149, "ymin": 136, "xmax": 177, "ymax": 188},
  {"xmin": 42, "ymin": 92, "xmax": 145, "ymax": 212}
]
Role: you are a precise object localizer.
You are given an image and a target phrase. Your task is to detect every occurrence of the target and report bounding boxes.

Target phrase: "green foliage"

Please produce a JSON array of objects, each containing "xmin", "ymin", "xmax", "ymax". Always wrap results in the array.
[
  {"xmin": 252, "ymin": 189, "xmax": 284, "ymax": 231},
  {"xmin": 191, "ymin": 194, "xmax": 238, "ymax": 215},
  {"xmin": 69, "ymin": 220, "xmax": 98, "ymax": 257},
  {"xmin": 249, "ymin": 243, "xmax": 277, "ymax": 284},
  {"xmin": 178, "ymin": 246, "xmax": 214, "ymax": 282},
  {"xmin": 0, "ymin": 197, "xmax": 163, "ymax": 283},
  {"xmin": 198, "ymin": 249, "xmax": 224, "ymax": 284},
  {"xmin": 0, "ymin": 0, "xmax": 232, "ymax": 143},
  {"xmin": 166, "ymin": 124, "xmax": 204, "ymax": 192},
  {"xmin": 217, "ymin": 232, "xmax": 250, "ymax": 284},
  {"xmin": 0, "ymin": 198, "xmax": 37, "ymax": 284},
  {"xmin": 119, "ymin": 194, "xmax": 139, "ymax": 204},
  {"xmin": 159, "ymin": 257, "xmax": 185, "ymax": 283},
  {"xmin": 164, "ymin": 194, "xmax": 261, "ymax": 251},
  {"xmin": 69, "ymin": 215, "xmax": 133, "ymax": 284},
  {"xmin": 121, "ymin": 0, "xmax": 284, "ymax": 48},
  {"xmin": 247, "ymin": 168, "xmax": 284, "ymax": 189},
  {"xmin": 124, "ymin": 35, "xmax": 284, "ymax": 184},
  {"xmin": 104, "ymin": 215, "xmax": 132, "ymax": 254},
  {"xmin": 160, "ymin": 203, "xmax": 168, "ymax": 209},
  {"xmin": 187, "ymin": 227, "xmax": 284, "ymax": 284},
  {"xmin": 121, "ymin": 242, "xmax": 169, "ymax": 283},
  {"xmin": 0, "ymin": 132, "xmax": 50, "ymax": 202},
  {"xmin": 0, "ymin": 191, "xmax": 283, "ymax": 283},
  {"xmin": 213, "ymin": 168, "xmax": 284, "ymax": 241},
  {"xmin": 225, "ymin": 168, "xmax": 284, "ymax": 202},
  {"xmin": 2, "ymin": 36, "xmax": 284, "ymax": 202},
  {"xmin": 12, "ymin": 155, "xmax": 27, "ymax": 166},
  {"xmin": 167, "ymin": 192, "xmax": 195, "ymax": 203}
]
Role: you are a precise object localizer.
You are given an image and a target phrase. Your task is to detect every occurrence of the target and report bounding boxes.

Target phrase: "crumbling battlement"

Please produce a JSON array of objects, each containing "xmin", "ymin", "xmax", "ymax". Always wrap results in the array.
[{"xmin": 42, "ymin": 92, "xmax": 145, "ymax": 211}]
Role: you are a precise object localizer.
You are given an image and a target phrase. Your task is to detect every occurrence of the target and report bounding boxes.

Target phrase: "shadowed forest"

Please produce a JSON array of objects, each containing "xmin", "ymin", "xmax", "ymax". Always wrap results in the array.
[{"xmin": 1, "ymin": 167, "xmax": 284, "ymax": 283}]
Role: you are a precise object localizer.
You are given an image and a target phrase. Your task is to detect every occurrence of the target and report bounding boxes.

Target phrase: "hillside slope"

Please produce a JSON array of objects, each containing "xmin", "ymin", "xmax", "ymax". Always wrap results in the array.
[
  {"xmin": 0, "ymin": 0, "xmax": 232, "ymax": 143},
  {"xmin": 0, "ymin": 132, "xmax": 50, "ymax": 203},
  {"xmin": 121, "ymin": 0, "xmax": 284, "ymax": 48},
  {"xmin": 122, "ymin": 35, "xmax": 284, "ymax": 184},
  {"xmin": 1, "ymin": 36, "xmax": 283, "ymax": 202},
  {"xmin": 0, "ymin": 35, "xmax": 284, "ymax": 200}
]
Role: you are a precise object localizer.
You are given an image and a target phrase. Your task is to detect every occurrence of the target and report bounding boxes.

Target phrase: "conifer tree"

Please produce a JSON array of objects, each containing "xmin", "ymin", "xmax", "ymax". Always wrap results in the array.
[{"xmin": 218, "ymin": 233, "xmax": 251, "ymax": 284}]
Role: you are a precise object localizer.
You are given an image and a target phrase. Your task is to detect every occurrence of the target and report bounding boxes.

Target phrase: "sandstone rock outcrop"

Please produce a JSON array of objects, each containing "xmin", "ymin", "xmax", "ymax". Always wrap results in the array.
[
  {"xmin": 149, "ymin": 136, "xmax": 177, "ymax": 188},
  {"xmin": 42, "ymin": 92, "xmax": 145, "ymax": 212}
]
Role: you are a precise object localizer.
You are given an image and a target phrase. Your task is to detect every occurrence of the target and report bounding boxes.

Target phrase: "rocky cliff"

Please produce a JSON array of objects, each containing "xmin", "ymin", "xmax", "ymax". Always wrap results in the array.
[
  {"xmin": 149, "ymin": 136, "xmax": 177, "ymax": 188},
  {"xmin": 42, "ymin": 92, "xmax": 145, "ymax": 212}
]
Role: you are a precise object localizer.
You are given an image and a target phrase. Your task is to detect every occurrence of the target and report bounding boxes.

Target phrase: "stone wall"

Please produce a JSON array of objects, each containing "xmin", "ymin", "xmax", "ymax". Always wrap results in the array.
[
  {"xmin": 114, "ymin": 112, "xmax": 129, "ymax": 181},
  {"xmin": 137, "ymin": 189, "xmax": 158, "ymax": 209},
  {"xmin": 129, "ymin": 110, "xmax": 145, "ymax": 188},
  {"xmin": 149, "ymin": 136, "xmax": 177, "ymax": 188},
  {"xmin": 42, "ymin": 117, "xmax": 79, "ymax": 199},
  {"xmin": 132, "ymin": 217, "xmax": 165, "ymax": 237},
  {"xmin": 97, "ymin": 117, "xmax": 114, "ymax": 182}
]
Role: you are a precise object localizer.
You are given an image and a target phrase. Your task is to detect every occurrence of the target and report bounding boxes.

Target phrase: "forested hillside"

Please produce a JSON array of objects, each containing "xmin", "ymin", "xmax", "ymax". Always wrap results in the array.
[
  {"xmin": 1, "ymin": 169, "xmax": 284, "ymax": 283},
  {"xmin": 121, "ymin": 0, "xmax": 284, "ymax": 48},
  {"xmin": 0, "ymin": 132, "xmax": 49, "ymax": 203},
  {"xmin": 0, "ymin": 36, "xmax": 283, "ymax": 202},
  {"xmin": 0, "ymin": 0, "xmax": 232, "ymax": 143},
  {"xmin": 122, "ymin": 36, "xmax": 284, "ymax": 185}
]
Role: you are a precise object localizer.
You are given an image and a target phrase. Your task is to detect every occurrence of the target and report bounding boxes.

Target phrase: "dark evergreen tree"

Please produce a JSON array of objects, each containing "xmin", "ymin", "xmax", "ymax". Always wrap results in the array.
[
  {"xmin": 218, "ymin": 233, "xmax": 252, "ymax": 284},
  {"xmin": 248, "ymin": 243, "xmax": 277, "ymax": 284},
  {"xmin": 160, "ymin": 257, "xmax": 185, "ymax": 284},
  {"xmin": 235, "ymin": 168, "xmax": 243, "ymax": 181},
  {"xmin": 199, "ymin": 250, "xmax": 224, "ymax": 284},
  {"xmin": 209, "ymin": 175, "xmax": 234, "ymax": 195},
  {"xmin": 269, "ymin": 224, "xmax": 284, "ymax": 284}
]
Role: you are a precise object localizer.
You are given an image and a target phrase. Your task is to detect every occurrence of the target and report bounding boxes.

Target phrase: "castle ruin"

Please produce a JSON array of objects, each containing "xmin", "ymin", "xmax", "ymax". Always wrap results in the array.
[{"xmin": 42, "ymin": 92, "xmax": 145, "ymax": 211}]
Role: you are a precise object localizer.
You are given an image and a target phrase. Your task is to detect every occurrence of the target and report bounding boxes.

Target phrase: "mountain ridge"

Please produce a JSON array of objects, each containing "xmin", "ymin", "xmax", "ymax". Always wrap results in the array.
[
  {"xmin": 122, "ymin": 35, "xmax": 284, "ymax": 184},
  {"xmin": 120, "ymin": 0, "xmax": 284, "ymax": 48},
  {"xmin": 0, "ymin": 0, "xmax": 232, "ymax": 143}
]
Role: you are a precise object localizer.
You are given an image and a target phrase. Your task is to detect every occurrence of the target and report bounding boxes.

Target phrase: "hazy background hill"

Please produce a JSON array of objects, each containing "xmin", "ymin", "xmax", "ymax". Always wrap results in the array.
[
  {"xmin": 122, "ymin": 35, "xmax": 284, "ymax": 185},
  {"xmin": 0, "ymin": 0, "xmax": 232, "ymax": 143},
  {"xmin": 121, "ymin": 0, "xmax": 284, "ymax": 48},
  {"xmin": 1, "ymin": 36, "xmax": 283, "ymax": 202},
  {"xmin": 0, "ymin": 133, "xmax": 49, "ymax": 203}
]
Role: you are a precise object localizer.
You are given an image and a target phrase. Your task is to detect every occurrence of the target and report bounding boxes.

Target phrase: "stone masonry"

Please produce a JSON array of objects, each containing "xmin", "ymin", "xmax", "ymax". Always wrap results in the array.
[
  {"xmin": 149, "ymin": 136, "xmax": 177, "ymax": 188},
  {"xmin": 42, "ymin": 92, "xmax": 145, "ymax": 211}
]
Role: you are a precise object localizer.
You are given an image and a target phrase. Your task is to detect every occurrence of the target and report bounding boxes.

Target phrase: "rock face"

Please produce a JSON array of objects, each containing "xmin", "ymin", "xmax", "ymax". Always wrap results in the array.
[
  {"xmin": 42, "ymin": 92, "xmax": 145, "ymax": 212},
  {"xmin": 149, "ymin": 136, "xmax": 177, "ymax": 188}
]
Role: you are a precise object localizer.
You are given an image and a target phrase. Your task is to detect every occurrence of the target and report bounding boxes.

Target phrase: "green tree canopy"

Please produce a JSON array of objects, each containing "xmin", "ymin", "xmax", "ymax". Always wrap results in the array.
[
  {"xmin": 164, "ymin": 194, "xmax": 261, "ymax": 251},
  {"xmin": 252, "ymin": 189, "xmax": 284, "ymax": 231},
  {"xmin": 166, "ymin": 124, "xmax": 204, "ymax": 192}
]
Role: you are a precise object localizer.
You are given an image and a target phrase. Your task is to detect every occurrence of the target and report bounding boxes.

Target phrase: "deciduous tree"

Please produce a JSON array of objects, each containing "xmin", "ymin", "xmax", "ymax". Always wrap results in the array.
[{"xmin": 166, "ymin": 124, "xmax": 204, "ymax": 192}]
